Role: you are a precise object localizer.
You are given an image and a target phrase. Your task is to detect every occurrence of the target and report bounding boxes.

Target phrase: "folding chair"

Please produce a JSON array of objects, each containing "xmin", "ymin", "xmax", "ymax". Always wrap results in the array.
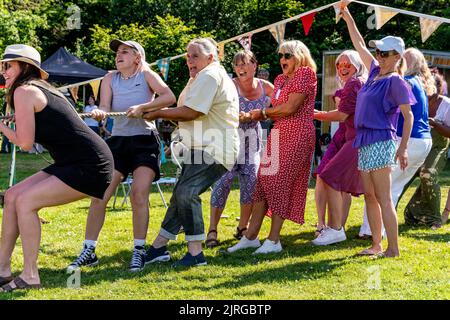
[{"xmin": 112, "ymin": 141, "xmax": 176, "ymax": 209}]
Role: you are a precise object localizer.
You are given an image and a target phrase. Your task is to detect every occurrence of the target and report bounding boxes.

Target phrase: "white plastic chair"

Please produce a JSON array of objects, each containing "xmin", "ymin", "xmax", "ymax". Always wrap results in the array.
[{"xmin": 112, "ymin": 175, "xmax": 176, "ymax": 209}]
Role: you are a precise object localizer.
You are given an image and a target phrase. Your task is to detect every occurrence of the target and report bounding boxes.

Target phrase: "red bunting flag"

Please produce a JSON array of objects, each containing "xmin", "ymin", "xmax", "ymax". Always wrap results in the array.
[{"xmin": 301, "ymin": 12, "xmax": 316, "ymax": 36}]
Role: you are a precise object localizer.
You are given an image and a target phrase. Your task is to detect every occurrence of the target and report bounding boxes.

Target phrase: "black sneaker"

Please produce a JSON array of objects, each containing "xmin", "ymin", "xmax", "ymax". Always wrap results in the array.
[
  {"xmin": 129, "ymin": 246, "xmax": 146, "ymax": 272},
  {"xmin": 145, "ymin": 245, "xmax": 171, "ymax": 265},
  {"xmin": 172, "ymin": 251, "xmax": 207, "ymax": 268},
  {"xmin": 67, "ymin": 244, "xmax": 98, "ymax": 272}
]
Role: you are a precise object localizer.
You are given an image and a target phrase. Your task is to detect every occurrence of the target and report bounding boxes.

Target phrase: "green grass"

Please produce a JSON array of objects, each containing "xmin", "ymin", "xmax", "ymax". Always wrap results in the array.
[{"xmin": 0, "ymin": 152, "xmax": 449, "ymax": 300}]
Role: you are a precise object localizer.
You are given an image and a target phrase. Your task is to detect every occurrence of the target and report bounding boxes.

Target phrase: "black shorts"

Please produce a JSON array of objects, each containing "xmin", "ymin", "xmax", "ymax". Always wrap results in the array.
[{"xmin": 106, "ymin": 134, "xmax": 161, "ymax": 181}]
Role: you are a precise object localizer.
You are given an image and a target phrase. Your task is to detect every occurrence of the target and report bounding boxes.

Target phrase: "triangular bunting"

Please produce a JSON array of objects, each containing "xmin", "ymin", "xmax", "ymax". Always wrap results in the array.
[
  {"xmin": 334, "ymin": 0, "xmax": 354, "ymax": 24},
  {"xmin": 374, "ymin": 6, "xmax": 398, "ymax": 30},
  {"xmin": 301, "ymin": 12, "xmax": 316, "ymax": 36},
  {"xmin": 420, "ymin": 17, "xmax": 443, "ymax": 42},
  {"xmin": 238, "ymin": 35, "xmax": 252, "ymax": 51},
  {"xmin": 89, "ymin": 80, "xmax": 101, "ymax": 101},
  {"xmin": 269, "ymin": 24, "xmax": 286, "ymax": 44},
  {"xmin": 333, "ymin": 3, "xmax": 342, "ymax": 24},
  {"xmin": 218, "ymin": 43, "xmax": 225, "ymax": 61},
  {"xmin": 156, "ymin": 58, "xmax": 170, "ymax": 81}
]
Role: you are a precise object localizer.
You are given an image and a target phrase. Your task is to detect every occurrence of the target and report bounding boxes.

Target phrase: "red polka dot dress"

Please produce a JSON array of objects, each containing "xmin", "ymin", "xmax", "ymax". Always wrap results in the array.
[{"xmin": 253, "ymin": 66, "xmax": 316, "ymax": 224}]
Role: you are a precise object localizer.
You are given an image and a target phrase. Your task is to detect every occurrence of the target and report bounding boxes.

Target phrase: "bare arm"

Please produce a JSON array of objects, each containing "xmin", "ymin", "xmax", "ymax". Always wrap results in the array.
[
  {"xmin": 429, "ymin": 118, "xmax": 450, "ymax": 138},
  {"xmin": 249, "ymin": 92, "xmax": 307, "ymax": 121},
  {"xmin": 396, "ymin": 104, "xmax": 413, "ymax": 170},
  {"xmin": 314, "ymin": 109, "xmax": 349, "ymax": 122},
  {"xmin": 340, "ymin": 2, "xmax": 375, "ymax": 71},
  {"xmin": 143, "ymin": 106, "xmax": 204, "ymax": 122},
  {"xmin": 0, "ymin": 86, "xmax": 45, "ymax": 151}
]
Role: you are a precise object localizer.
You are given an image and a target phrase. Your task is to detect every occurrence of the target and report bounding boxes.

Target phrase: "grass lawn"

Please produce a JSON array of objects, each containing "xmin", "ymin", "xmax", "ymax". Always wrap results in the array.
[{"xmin": 0, "ymin": 152, "xmax": 449, "ymax": 300}]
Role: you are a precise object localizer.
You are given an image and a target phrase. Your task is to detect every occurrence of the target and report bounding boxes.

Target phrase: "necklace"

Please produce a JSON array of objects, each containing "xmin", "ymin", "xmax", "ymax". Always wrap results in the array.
[{"xmin": 375, "ymin": 71, "xmax": 395, "ymax": 80}]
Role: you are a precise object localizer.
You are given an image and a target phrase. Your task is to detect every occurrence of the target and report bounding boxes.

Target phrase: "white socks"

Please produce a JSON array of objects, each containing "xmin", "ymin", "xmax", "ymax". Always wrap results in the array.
[
  {"xmin": 134, "ymin": 239, "xmax": 146, "ymax": 248},
  {"xmin": 84, "ymin": 240, "xmax": 97, "ymax": 248}
]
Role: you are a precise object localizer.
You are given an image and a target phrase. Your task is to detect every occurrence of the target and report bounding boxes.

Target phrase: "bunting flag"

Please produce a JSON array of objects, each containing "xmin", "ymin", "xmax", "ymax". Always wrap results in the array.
[
  {"xmin": 420, "ymin": 17, "xmax": 443, "ymax": 42},
  {"xmin": 218, "ymin": 43, "xmax": 225, "ymax": 61},
  {"xmin": 269, "ymin": 24, "xmax": 286, "ymax": 44},
  {"xmin": 301, "ymin": 12, "xmax": 316, "ymax": 36},
  {"xmin": 374, "ymin": 6, "xmax": 398, "ymax": 30},
  {"xmin": 89, "ymin": 79, "xmax": 101, "ymax": 100},
  {"xmin": 238, "ymin": 34, "xmax": 252, "ymax": 51},
  {"xmin": 333, "ymin": 3, "xmax": 342, "ymax": 24},
  {"xmin": 156, "ymin": 58, "xmax": 170, "ymax": 81},
  {"xmin": 333, "ymin": 0, "xmax": 354, "ymax": 24}
]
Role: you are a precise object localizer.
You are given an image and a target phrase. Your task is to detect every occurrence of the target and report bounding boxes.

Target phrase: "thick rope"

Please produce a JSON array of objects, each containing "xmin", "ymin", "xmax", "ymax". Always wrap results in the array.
[{"xmin": 0, "ymin": 112, "xmax": 128, "ymax": 121}]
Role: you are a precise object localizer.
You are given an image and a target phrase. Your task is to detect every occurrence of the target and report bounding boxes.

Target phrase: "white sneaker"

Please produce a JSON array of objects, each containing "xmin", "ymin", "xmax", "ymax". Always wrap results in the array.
[
  {"xmin": 227, "ymin": 236, "xmax": 261, "ymax": 253},
  {"xmin": 253, "ymin": 239, "xmax": 282, "ymax": 254},
  {"xmin": 312, "ymin": 227, "xmax": 346, "ymax": 246}
]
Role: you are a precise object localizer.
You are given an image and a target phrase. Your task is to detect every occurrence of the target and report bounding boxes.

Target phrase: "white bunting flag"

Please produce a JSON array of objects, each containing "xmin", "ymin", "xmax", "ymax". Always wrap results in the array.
[
  {"xmin": 269, "ymin": 24, "xmax": 286, "ymax": 44},
  {"xmin": 374, "ymin": 6, "xmax": 398, "ymax": 30},
  {"xmin": 420, "ymin": 17, "xmax": 443, "ymax": 42}
]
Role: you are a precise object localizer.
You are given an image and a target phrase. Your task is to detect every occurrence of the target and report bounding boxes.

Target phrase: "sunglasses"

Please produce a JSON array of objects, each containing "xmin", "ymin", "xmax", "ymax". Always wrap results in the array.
[
  {"xmin": 336, "ymin": 62, "xmax": 352, "ymax": 69},
  {"xmin": 278, "ymin": 52, "xmax": 293, "ymax": 60},
  {"xmin": 1, "ymin": 62, "xmax": 12, "ymax": 72},
  {"xmin": 375, "ymin": 49, "xmax": 398, "ymax": 58}
]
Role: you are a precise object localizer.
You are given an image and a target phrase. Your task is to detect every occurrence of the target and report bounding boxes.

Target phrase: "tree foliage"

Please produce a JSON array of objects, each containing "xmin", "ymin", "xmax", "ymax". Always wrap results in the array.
[{"xmin": 0, "ymin": 0, "xmax": 448, "ymax": 94}]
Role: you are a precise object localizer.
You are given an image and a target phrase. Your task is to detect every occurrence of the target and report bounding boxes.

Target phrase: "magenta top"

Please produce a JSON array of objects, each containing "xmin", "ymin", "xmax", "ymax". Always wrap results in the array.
[{"xmin": 353, "ymin": 60, "xmax": 416, "ymax": 148}]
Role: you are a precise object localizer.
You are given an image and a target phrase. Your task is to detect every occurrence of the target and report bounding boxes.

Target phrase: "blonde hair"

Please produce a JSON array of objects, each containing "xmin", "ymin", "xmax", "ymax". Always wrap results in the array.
[
  {"xmin": 404, "ymin": 48, "xmax": 436, "ymax": 96},
  {"xmin": 278, "ymin": 40, "xmax": 317, "ymax": 72},
  {"xmin": 187, "ymin": 38, "xmax": 219, "ymax": 62}
]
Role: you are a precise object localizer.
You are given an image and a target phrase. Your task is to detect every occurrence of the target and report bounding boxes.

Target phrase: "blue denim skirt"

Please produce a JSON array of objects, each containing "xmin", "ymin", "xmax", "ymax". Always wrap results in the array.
[{"xmin": 358, "ymin": 139, "xmax": 396, "ymax": 172}]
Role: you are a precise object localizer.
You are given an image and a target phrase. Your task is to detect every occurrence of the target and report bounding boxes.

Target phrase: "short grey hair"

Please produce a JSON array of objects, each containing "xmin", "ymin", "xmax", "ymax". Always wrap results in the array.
[
  {"xmin": 336, "ymin": 50, "xmax": 367, "ymax": 80},
  {"xmin": 187, "ymin": 38, "xmax": 219, "ymax": 62}
]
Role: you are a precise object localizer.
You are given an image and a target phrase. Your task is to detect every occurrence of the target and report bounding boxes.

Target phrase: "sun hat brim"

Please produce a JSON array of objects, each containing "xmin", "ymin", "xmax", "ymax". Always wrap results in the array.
[{"xmin": 1, "ymin": 56, "xmax": 49, "ymax": 80}]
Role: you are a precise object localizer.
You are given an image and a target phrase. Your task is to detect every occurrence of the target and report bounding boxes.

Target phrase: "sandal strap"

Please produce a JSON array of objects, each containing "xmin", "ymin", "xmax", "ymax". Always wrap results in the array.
[{"xmin": 207, "ymin": 230, "xmax": 217, "ymax": 236}]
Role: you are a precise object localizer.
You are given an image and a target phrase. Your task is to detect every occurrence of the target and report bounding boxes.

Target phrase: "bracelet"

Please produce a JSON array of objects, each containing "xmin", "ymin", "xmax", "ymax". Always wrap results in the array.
[{"xmin": 261, "ymin": 108, "xmax": 268, "ymax": 120}]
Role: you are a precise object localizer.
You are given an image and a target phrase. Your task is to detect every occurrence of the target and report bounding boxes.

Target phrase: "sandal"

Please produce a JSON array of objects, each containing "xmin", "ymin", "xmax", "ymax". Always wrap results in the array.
[
  {"xmin": 205, "ymin": 230, "xmax": 219, "ymax": 248},
  {"xmin": 314, "ymin": 226, "xmax": 326, "ymax": 237},
  {"xmin": 0, "ymin": 275, "xmax": 13, "ymax": 287},
  {"xmin": 0, "ymin": 276, "xmax": 41, "ymax": 292},
  {"xmin": 356, "ymin": 248, "xmax": 383, "ymax": 256},
  {"xmin": 233, "ymin": 227, "xmax": 247, "ymax": 240}
]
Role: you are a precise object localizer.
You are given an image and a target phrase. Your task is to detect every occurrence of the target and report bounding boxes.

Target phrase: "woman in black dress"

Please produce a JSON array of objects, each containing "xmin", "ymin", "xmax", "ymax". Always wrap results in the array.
[{"xmin": 0, "ymin": 44, "xmax": 113, "ymax": 291}]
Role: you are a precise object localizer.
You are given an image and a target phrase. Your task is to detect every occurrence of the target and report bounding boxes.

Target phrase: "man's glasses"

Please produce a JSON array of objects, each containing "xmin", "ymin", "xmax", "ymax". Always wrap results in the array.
[
  {"xmin": 375, "ymin": 49, "xmax": 398, "ymax": 58},
  {"xmin": 278, "ymin": 52, "xmax": 293, "ymax": 60},
  {"xmin": 336, "ymin": 62, "xmax": 352, "ymax": 69}
]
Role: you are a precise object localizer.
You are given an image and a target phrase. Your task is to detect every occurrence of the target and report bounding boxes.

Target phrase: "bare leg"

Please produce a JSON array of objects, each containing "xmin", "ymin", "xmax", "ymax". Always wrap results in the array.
[
  {"xmin": 238, "ymin": 203, "xmax": 253, "ymax": 230},
  {"xmin": 267, "ymin": 214, "xmax": 285, "ymax": 242},
  {"xmin": 85, "ymin": 170, "xmax": 123, "ymax": 240},
  {"xmin": 207, "ymin": 206, "xmax": 223, "ymax": 242},
  {"xmin": 314, "ymin": 177, "xmax": 327, "ymax": 230},
  {"xmin": 245, "ymin": 201, "xmax": 268, "ymax": 240},
  {"xmin": 361, "ymin": 171, "xmax": 383, "ymax": 254},
  {"xmin": 130, "ymin": 166, "xmax": 155, "ymax": 240},
  {"xmin": 341, "ymin": 192, "xmax": 352, "ymax": 227},
  {"xmin": 187, "ymin": 241, "xmax": 203, "ymax": 256},
  {"xmin": 0, "ymin": 172, "xmax": 50, "ymax": 278},
  {"xmin": 152, "ymin": 234, "xmax": 169, "ymax": 248},
  {"xmin": 370, "ymin": 168, "xmax": 399, "ymax": 257},
  {"xmin": 442, "ymin": 189, "xmax": 450, "ymax": 224},
  {"xmin": 324, "ymin": 182, "xmax": 343, "ymax": 230},
  {"xmin": 14, "ymin": 176, "xmax": 86, "ymax": 286}
]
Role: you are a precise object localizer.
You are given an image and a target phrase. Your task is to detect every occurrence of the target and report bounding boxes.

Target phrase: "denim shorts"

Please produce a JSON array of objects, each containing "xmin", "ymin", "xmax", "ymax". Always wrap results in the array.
[{"xmin": 358, "ymin": 139, "xmax": 397, "ymax": 172}]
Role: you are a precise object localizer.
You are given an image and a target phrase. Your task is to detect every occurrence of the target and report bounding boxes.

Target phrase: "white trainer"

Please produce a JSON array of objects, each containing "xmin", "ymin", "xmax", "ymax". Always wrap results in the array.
[
  {"xmin": 312, "ymin": 227, "xmax": 346, "ymax": 246},
  {"xmin": 253, "ymin": 239, "xmax": 282, "ymax": 254},
  {"xmin": 227, "ymin": 236, "xmax": 261, "ymax": 253}
]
